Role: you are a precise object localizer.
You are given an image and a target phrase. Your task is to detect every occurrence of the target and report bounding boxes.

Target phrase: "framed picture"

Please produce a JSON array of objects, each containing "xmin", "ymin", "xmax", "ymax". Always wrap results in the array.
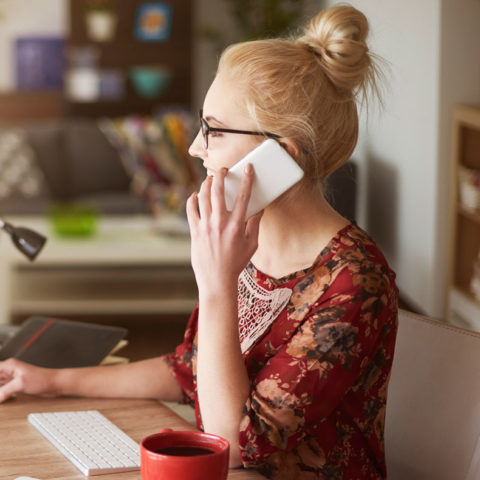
[
  {"xmin": 15, "ymin": 37, "xmax": 65, "ymax": 90},
  {"xmin": 134, "ymin": 2, "xmax": 173, "ymax": 42}
]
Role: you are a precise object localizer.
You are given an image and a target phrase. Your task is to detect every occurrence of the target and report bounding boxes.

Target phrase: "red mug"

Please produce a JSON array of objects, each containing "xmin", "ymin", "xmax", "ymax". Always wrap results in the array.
[{"xmin": 140, "ymin": 429, "xmax": 230, "ymax": 480}]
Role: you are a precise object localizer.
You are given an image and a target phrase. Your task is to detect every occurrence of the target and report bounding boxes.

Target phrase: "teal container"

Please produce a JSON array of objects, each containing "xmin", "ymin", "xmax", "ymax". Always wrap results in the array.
[{"xmin": 130, "ymin": 66, "xmax": 172, "ymax": 98}]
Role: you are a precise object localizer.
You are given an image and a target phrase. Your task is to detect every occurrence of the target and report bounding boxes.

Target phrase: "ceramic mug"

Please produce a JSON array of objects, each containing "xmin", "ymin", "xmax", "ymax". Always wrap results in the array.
[{"xmin": 140, "ymin": 429, "xmax": 230, "ymax": 480}]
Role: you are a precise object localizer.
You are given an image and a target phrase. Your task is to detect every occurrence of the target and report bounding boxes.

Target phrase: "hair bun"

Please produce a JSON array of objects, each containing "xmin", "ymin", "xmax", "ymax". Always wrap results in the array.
[{"xmin": 297, "ymin": 5, "xmax": 372, "ymax": 92}]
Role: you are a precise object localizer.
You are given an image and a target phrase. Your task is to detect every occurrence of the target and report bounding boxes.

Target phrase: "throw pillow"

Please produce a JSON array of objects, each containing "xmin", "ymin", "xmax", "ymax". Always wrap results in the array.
[{"xmin": 0, "ymin": 128, "xmax": 48, "ymax": 201}]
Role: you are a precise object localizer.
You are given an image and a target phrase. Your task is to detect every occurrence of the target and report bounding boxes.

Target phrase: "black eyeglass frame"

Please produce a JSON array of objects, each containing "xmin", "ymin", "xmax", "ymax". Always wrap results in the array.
[{"xmin": 199, "ymin": 109, "xmax": 281, "ymax": 149}]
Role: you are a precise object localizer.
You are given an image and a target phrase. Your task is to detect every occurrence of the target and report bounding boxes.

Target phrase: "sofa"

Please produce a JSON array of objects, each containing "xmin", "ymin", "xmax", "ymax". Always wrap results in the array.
[
  {"xmin": 0, "ymin": 117, "xmax": 357, "ymax": 221},
  {"xmin": 385, "ymin": 309, "xmax": 480, "ymax": 479},
  {"xmin": 0, "ymin": 119, "xmax": 148, "ymax": 216}
]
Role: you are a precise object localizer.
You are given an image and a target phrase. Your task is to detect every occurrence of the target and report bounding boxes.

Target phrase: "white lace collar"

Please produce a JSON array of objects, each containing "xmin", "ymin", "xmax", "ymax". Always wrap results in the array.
[{"xmin": 238, "ymin": 269, "xmax": 292, "ymax": 354}]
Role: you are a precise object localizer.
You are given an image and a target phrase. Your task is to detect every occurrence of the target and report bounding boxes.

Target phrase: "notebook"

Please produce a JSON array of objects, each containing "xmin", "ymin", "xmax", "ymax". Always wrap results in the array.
[{"xmin": 0, "ymin": 316, "xmax": 127, "ymax": 368}]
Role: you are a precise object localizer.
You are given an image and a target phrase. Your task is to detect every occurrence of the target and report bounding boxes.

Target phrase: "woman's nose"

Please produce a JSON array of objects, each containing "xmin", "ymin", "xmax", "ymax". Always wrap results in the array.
[{"xmin": 188, "ymin": 130, "xmax": 206, "ymax": 158}]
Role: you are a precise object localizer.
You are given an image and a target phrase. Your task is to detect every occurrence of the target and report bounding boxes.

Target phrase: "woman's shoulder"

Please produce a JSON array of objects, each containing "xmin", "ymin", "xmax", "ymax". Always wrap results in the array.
[
  {"xmin": 316, "ymin": 223, "xmax": 394, "ymax": 276},
  {"xmin": 290, "ymin": 223, "xmax": 397, "ymax": 315}
]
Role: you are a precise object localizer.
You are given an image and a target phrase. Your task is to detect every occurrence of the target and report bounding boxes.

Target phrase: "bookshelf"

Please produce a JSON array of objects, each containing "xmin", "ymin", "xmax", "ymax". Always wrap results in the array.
[
  {"xmin": 66, "ymin": 0, "xmax": 192, "ymax": 118},
  {"xmin": 448, "ymin": 105, "xmax": 480, "ymax": 329}
]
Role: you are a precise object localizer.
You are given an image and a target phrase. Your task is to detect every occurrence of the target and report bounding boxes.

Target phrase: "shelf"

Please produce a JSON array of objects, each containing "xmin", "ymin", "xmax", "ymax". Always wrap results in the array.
[
  {"xmin": 0, "ymin": 215, "xmax": 195, "ymax": 323},
  {"xmin": 9, "ymin": 264, "xmax": 197, "ymax": 316},
  {"xmin": 66, "ymin": 0, "xmax": 192, "ymax": 118},
  {"xmin": 11, "ymin": 299, "xmax": 197, "ymax": 316},
  {"xmin": 449, "ymin": 105, "xmax": 480, "ymax": 320}
]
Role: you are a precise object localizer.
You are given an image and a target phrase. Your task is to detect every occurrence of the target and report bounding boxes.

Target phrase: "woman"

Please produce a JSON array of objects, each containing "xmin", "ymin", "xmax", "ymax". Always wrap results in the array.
[{"xmin": 0, "ymin": 5, "xmax": 397, "ymax": 479}]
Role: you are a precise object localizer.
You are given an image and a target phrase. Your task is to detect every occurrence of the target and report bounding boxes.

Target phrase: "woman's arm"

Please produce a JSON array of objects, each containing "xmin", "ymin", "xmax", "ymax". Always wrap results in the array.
[
  {"xmin": 186, "ymin": 166, "xmax": 261, "ymax": 467},
  {"xmin": 0, "ymin": 355, "xmax": 183, "ymax": 403},
  {"xmin": 196, "ymin": 291, "xmax": 250, "ymax": 468}
]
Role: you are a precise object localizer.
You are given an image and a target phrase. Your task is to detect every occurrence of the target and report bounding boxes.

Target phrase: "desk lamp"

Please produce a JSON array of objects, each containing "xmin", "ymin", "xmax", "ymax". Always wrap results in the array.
[{"xmin": 0, "ymin": 219, "xmax": 47, "ymax": 261}]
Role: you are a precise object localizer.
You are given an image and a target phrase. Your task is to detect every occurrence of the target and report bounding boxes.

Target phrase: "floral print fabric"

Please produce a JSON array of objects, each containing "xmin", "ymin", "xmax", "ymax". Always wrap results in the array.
[{"xmin": 165, "ymin": 224, "xmax": 398, "ymax": 479}]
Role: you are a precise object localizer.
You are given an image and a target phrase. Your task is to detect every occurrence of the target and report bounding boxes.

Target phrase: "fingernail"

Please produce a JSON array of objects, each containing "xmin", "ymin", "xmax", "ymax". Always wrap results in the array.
[{"xmin": 245, "ymin": 163, "xmax": 253, "ymax": 174}]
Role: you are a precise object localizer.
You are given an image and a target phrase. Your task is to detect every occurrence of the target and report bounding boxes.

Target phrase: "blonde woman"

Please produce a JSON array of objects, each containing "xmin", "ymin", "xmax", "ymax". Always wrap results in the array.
[{"xmin": 0, "ymin": 5, "xmax": 397, "ymax": 479}]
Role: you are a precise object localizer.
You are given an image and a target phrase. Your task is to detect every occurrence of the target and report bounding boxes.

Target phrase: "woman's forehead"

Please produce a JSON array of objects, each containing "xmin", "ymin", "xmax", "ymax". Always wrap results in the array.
[{"xmin": 202, "ymin": 73, "xmax": 251, "ymax": 124}]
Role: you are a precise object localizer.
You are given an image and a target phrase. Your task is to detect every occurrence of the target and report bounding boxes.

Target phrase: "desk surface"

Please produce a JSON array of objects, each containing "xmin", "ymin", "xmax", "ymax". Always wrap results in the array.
[{"xmin": 0, "ymin": 395, "xmax": 265, "ymax": 480}]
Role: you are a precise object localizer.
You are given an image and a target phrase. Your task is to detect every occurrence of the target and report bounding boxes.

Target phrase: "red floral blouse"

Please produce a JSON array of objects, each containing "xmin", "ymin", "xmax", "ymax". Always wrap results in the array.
[{"xmin": 165, "ymin": 224, "xmax": 398, "ymax": 480}]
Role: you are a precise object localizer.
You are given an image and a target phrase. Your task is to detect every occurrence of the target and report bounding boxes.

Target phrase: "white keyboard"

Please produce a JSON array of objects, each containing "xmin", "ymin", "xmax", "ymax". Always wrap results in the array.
[{"xmin": 28, "ymin": 410, "xmax": 140, "ymax": 476}]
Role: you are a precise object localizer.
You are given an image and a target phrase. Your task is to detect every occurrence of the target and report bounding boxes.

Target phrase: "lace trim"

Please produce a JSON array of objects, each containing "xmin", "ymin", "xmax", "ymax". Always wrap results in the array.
[{"xmin": 238, "ymin": 269, "xmax": 292, "ymax": 354}]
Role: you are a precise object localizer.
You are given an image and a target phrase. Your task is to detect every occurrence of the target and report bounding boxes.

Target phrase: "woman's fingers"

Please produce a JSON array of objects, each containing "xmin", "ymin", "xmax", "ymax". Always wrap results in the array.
[
  {"xmin": 232, "ymin": 163, "xmax": 254, "ymax": 222},
  {"xmin": 0, "ymin": 360, "xmax": 23, "ymax": 403},
  {"xmin": 210, "ymin": 168, "xmax": 227, "ymax": 215},
  {"xmin": 0, "ymin": 375, "xmax": 21, "ymax": 403},
  {"xmin": 197, "ymin": 175, "xmax": 213, "ymax": 218},
  {"xmin": 186, "ymin": 192, "xmax": 199, "ymax": 231}
]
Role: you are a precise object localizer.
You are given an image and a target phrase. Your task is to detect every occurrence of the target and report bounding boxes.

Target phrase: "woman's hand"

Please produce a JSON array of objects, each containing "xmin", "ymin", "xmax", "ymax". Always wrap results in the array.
[
  {"xmin": 0, "ymin": 358, "xmax": 58, "ymax": 403},
  {"xmin": 186, "ymin": 164, "xmax": 262, "ymax": 296}
]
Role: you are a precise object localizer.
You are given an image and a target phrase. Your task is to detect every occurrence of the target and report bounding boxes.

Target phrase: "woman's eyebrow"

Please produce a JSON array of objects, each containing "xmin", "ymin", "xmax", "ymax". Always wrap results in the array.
[{"xmin": 204, "ymin": 114, "xmax": 227, "ymax": 126}]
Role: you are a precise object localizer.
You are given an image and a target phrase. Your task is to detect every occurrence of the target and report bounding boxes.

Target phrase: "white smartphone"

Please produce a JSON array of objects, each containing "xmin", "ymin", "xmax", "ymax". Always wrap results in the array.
[{"xmin": 224, "ymin": 139, "xmax": 304, "ymax": 218}]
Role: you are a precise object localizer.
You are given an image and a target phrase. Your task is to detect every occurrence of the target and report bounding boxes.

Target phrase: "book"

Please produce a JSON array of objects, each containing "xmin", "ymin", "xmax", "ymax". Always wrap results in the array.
[{"xmin": 0, "ymin": 316, "xmax": 128, "ymax": 368}]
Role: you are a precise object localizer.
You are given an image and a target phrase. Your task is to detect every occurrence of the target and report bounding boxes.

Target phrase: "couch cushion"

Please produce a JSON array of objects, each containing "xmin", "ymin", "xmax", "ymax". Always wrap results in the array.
[
  {"xmin": 24, "ymin": 123, "xmax": 70, "ymax": 199},
  {"xmin": 63, "ymin": 120, "xmax": 130, "ymax": 197},
  {"xmin": 0, "ymin": 128, "xmax": 49, "ymax": 200}
]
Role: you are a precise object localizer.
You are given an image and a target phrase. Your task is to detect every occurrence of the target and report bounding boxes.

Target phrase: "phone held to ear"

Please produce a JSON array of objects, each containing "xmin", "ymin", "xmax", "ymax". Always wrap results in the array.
[{"xmin": 224, "ymin": 139, "xmax": 304, "ymax": 218}]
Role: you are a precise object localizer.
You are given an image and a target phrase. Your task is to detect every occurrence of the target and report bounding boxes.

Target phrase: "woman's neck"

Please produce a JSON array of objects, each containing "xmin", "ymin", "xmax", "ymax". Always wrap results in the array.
[{"xmin": 251, "ymin": 191, "xmax": 350, "ymax": 279}]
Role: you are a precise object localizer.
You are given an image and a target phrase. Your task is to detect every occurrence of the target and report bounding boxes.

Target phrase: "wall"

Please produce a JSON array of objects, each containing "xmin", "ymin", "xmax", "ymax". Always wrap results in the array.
[
  {"xmin": 0, "ymin": 0, "xmax": 68, "ymax": 91},
  {"xmin": 325, "ymin": 0, "xmax": 480, "ymax": 318},
  {"xmin": 192, "ymin": 0, "xmax": 321, "ymax": 109}
]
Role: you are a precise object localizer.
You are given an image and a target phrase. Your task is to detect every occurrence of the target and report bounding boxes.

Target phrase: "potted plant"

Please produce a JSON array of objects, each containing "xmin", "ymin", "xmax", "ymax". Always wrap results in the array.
[{"xmin": 84, "ymin": 0, "xmax": 118, "ymax": 42}]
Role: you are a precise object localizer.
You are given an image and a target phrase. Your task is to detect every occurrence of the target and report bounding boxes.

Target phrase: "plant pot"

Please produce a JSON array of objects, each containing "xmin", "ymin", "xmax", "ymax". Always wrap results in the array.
[{"xmin": 85, "ymin": 11, "xmax": 118, "ymax": 42}]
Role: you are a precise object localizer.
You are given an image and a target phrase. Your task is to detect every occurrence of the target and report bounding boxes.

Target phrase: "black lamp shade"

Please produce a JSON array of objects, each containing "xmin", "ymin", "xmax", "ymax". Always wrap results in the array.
[{"xmin": 2, "ymin": 222, "xmax": 47, "ymax": 261}]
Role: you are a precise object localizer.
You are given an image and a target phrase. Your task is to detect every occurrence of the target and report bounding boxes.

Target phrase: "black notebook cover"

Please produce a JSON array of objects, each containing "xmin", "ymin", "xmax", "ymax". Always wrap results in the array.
[{"xmin": 0, "ymin": 316, "xmax": 127, "ymax": 368}]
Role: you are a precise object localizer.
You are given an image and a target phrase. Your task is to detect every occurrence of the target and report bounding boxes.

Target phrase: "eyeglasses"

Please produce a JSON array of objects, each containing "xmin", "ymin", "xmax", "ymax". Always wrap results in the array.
[{"xmin": 198, "ymin": 109, "xmax": 281, "ymax": 149}]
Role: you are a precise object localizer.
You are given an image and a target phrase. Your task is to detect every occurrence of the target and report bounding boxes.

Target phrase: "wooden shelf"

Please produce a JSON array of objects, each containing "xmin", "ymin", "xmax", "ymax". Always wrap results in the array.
[
  {"xmin": 12, "ymin": 299, "xmax": 197, "ymax": 316},
  {"xmin": 0, "ymin": 91, "xmax": 64, "ymax": 122},
  {"xmin": 66, "ymin": 0, "xmax": 192, "ymax": 118},
  {"xmin": 449, "ymin": 105, "xmax": 480, "ymax": 328}
]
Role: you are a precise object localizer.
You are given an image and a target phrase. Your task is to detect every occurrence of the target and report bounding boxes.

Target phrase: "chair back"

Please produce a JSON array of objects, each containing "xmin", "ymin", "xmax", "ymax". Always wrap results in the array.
[{"xmin": 385, "ymin": 309, "xmax": 480, "ymax": 479}]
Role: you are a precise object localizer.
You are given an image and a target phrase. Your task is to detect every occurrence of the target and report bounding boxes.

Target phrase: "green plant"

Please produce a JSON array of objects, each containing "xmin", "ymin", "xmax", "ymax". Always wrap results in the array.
[{"xmin": 202, "ymin": 0, "xmax": 306, "ymax": 51}]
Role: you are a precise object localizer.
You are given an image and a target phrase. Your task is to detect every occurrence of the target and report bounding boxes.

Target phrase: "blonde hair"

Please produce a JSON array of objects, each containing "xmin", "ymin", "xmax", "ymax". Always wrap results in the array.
[{"xmin": 217, "ymin": 4, "xmax": 382, "ymax": 190}]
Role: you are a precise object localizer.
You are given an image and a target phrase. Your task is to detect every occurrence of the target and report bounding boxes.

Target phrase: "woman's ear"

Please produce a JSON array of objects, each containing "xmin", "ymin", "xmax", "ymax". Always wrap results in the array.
[{"xmin": 278, "ymin": 138, "xmax": 301, "ymax": 159}]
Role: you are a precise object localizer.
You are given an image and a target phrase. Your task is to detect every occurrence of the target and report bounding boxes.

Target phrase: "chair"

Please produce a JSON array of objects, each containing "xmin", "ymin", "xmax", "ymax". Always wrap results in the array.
[
  {"xmin": 324, "ymin": 160, "xmax": 357, "ymax": 222},
  {"xmin": 385, "ymin": 309, "xmax": 480, "ymax": 479}
]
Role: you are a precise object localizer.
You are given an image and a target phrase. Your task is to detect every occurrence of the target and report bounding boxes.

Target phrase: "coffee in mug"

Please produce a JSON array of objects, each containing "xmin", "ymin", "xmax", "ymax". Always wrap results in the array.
[{"xmin": 140, "ymin": 429, "xmax": 230, "ymax": 480}]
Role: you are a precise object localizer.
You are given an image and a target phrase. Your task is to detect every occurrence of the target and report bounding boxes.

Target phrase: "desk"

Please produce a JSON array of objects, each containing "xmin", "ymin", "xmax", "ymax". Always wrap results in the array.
[
  {"xmin": 0, "ymin": 395, "xmax": 266, "ymax": 480},
  {"xmin": 0, "ymin": 215, "xmax": 196, "ymax": 323}
]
